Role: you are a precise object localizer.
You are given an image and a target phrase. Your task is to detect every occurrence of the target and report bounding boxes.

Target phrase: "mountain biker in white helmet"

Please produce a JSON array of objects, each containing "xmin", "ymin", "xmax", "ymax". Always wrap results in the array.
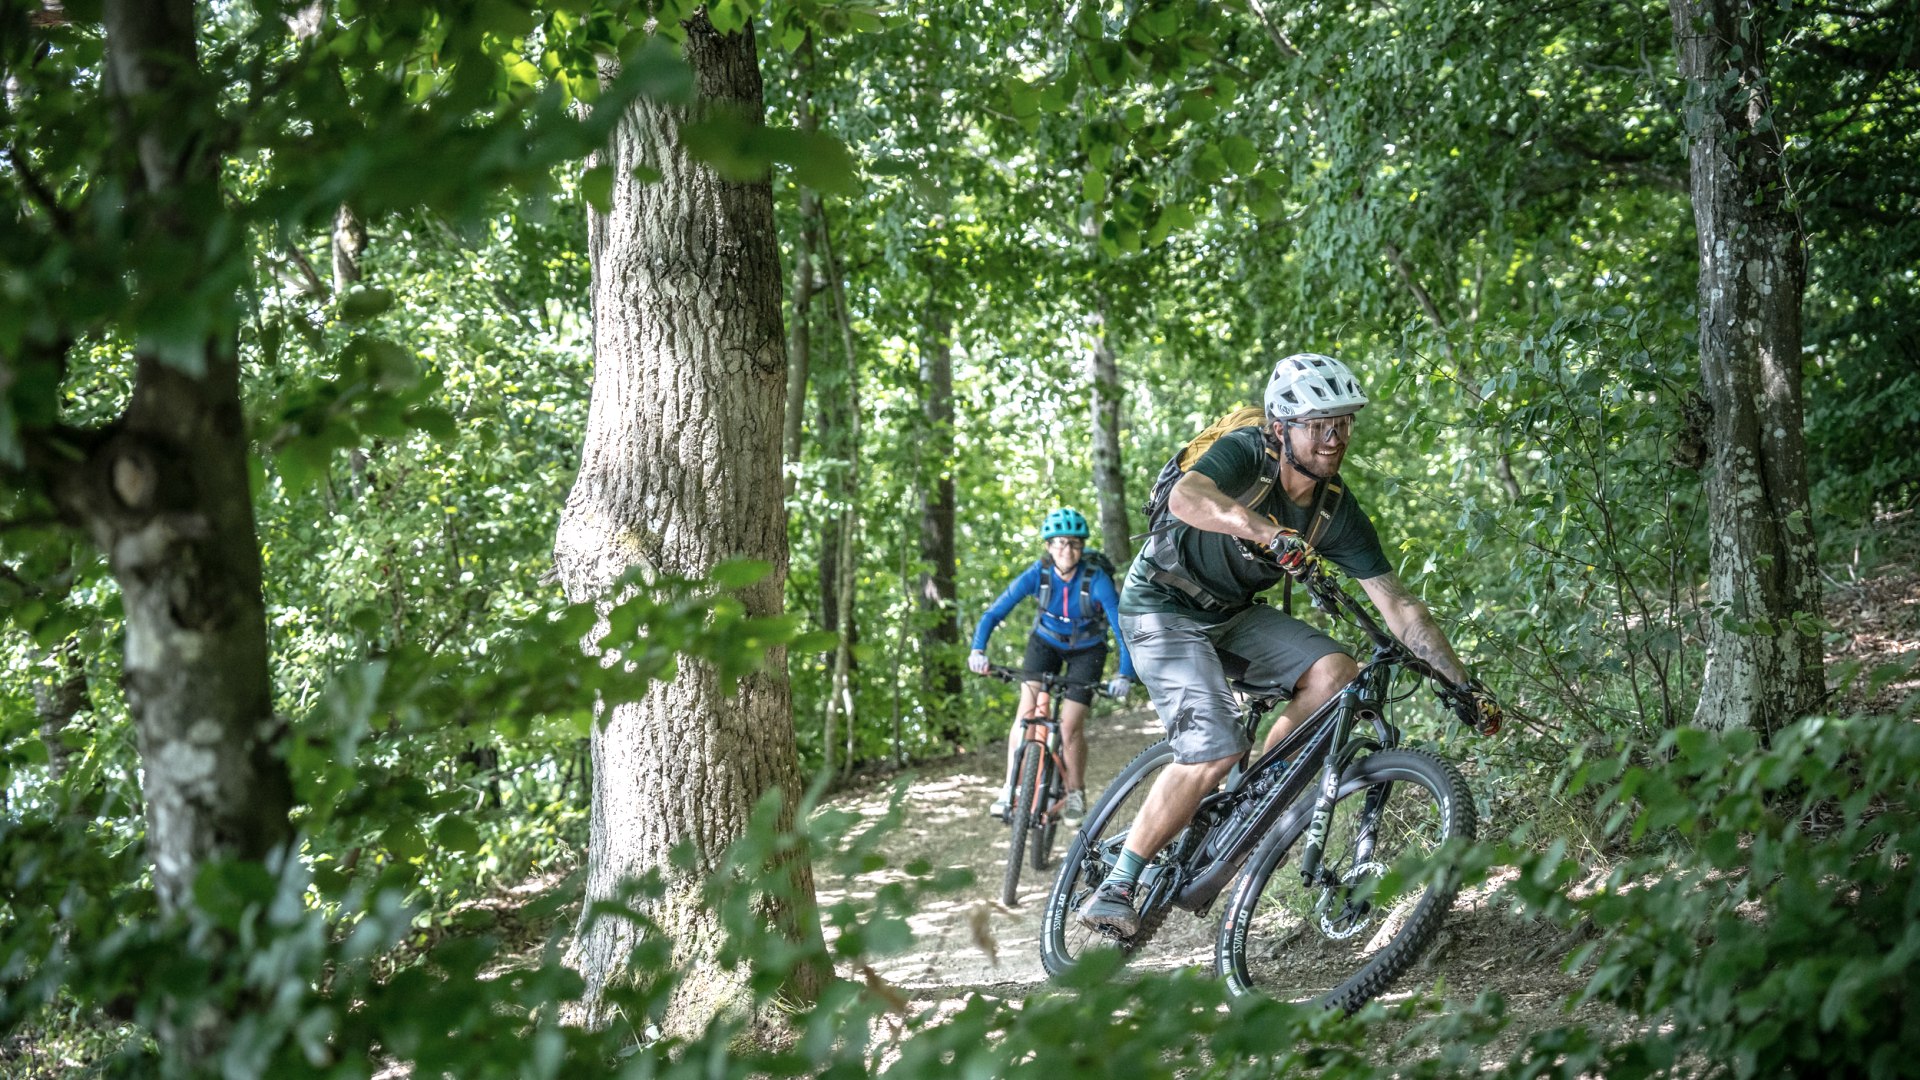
[{"xmin": 1078, "ymin": 352, "xmax": 1503, "ymax": 936}]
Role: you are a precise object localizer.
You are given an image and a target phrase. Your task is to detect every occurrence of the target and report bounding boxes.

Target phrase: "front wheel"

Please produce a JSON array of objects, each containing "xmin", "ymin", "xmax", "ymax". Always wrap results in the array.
[
  {"xmin": 1001, "ymin": 743, "xmax": 1043, "ymax": 906},
  {"xmin": 1038, "ymin": 739, "xmax": 1178, "ymax": 979},
  {"xmin": 1215, "ymin": 748, "xmax": 1474, "ymax": 1012},
  {"xmin": 1030, "ymin": 756, "xmax": 1061, "ymax": 873}
]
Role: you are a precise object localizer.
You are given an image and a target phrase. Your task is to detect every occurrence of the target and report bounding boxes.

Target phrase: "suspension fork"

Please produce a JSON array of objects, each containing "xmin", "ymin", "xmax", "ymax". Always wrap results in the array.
[{"xmin": 1295, "ymin": 682, "xmax": 1369, "ymax": 888}]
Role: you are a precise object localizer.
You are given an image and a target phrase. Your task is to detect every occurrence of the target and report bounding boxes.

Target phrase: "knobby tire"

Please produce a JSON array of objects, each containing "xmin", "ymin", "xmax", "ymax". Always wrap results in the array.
[
  {"xmin": 1002, "ymin": 743, "xmax": 1044, "ymax": 906},
  {"xmin": 1215, "ymin": 747, "xmax": 1474, "ymax": 1012},
  {"xmin": 1039, "ymin": 739, "xmax": 1178, "ymax": 979}
]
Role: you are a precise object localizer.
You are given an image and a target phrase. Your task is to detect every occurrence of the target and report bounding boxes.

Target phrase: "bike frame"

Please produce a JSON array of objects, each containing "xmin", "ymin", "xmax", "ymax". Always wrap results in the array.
[
  {"xmin": 1019, "ymin": 701, "xmax": 1067, "ymax": 822},
  {"xmin": 1116, "ymin": 573, "xmax": 1450, "ymax": 919},
  {"xmin": 988, "ymin": 665, "xmax": 1112, "ymax": 827}
]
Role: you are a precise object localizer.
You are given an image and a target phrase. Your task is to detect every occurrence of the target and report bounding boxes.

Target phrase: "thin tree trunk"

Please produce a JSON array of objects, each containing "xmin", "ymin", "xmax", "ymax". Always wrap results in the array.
[
  {"xmin": 32, "ymin": 638, "xmax": 87, "ymax": 782},
  {"xmin": 1089, "ymin": 299, "xmax": 1132, "ymax": 560},
  {"xmin": 916, "ymin": 279, "xmax": 964, "ymax": 743},
  {"xmin": 781, "ymin": 34, "xmax": 818, "ymax": 498},
  {"xmin": 552, "ymin": 13, "xmax": 823, "ymax": 1035},
  {"xmin": 1669, "ymin": 0, "xmax": 1823, "ymax": 734},
  {"xmin": 820, "ymin": 209, "xmax": 861, "ymax": 778},
  {"xmin": 331, "ymin": 203, "xmax": 366, "ymax": 296}
]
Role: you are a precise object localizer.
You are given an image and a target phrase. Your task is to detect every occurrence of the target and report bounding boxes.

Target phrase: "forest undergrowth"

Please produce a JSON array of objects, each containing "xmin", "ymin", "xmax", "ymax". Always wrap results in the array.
[{"xmin": 6, "ymin": 520, "xmax": 1915, "ymax": 1078}]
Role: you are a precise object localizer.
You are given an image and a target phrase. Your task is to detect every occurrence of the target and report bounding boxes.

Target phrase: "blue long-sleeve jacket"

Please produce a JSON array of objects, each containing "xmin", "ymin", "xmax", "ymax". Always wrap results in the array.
[{"xmin": 971, "ymin": 560, "xmax": 1134, "ymax": 679}]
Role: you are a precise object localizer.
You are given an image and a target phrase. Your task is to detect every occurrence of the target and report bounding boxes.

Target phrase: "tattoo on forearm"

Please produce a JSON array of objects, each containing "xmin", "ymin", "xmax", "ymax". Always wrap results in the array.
[
  {"xmin": 1364, "ymin": 573, "xmax": 1470, "ymax": 683},
  {"xmin": 1400, "ymin": 613, "xmax": 1467, "ymax": 684},
  {"xmin": 1374, "ymin": 575, "xmax": 1418, "ymax": 606}
]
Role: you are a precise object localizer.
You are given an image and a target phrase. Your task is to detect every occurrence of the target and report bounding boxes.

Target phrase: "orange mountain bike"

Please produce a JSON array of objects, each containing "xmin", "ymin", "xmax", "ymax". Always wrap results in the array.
[{"xmin": 982, "ymin": 665, "xmax": 1118, "ymax": 906}]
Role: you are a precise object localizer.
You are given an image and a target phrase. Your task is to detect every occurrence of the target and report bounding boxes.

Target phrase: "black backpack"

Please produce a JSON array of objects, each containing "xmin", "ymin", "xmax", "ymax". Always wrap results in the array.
[
  {"xmin": 1035, "ymin": 550, "xmax": 1117, "ymax": 632},
  {"xmin": 1133, "ymin": 408, "xmax": 1343, "ymax": 615}
]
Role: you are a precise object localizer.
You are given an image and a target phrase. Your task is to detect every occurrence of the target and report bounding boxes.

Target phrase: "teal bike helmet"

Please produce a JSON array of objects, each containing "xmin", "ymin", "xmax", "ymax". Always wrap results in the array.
[{"xmin": 1042, "ymin": 507, "xmax": 1091, "ymax": 540}]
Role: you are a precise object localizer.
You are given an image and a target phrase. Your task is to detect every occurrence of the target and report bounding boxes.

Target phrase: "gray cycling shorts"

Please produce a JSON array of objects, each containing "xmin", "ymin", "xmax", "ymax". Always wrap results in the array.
[{"xmin": 1120, "ymin": 606, "xmax": 1349, "ymax": 765}]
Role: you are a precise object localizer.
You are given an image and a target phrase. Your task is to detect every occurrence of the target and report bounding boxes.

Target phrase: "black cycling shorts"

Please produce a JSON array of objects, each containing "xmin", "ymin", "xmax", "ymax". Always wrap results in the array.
[{"xmin": 1020, "ymin": 633, "xmax": 1108, "ymax": 705}]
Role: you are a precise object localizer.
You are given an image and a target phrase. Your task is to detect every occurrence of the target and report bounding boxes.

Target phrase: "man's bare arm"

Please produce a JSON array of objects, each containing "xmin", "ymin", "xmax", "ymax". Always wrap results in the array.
[
  {"xmin": 1168, "ymin": 471, "xmax": 1276, "ymax": 543},
  {"xmin": 1359, "ymin": 572, "xmax": 1469, "ymax": 685}
]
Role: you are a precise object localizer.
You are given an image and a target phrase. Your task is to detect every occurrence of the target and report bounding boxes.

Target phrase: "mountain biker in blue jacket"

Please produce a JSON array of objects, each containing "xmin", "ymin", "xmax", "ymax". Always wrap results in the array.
[{"xmin": 969, "ymin": 507, "xmax": 1134, "ymax": 822}]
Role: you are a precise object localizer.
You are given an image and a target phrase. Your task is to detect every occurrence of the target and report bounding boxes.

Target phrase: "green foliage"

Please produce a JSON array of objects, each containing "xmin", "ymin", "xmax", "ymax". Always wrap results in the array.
[{"xmin": 1498, "ymin": 714, "xmax": 1920, "ymax": 1078}]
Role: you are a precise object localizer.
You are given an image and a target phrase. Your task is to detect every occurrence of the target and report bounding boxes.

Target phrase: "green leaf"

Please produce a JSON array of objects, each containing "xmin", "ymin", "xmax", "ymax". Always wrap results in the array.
[
  {"xmin": 1222, "ymin": 135, "xmax": 1259, "ymax": 175},
  {"xmin": 340, "ymin": 287, "xmax": 395, "ymax": 321},
  {"xmin": 407, "ymin": 406, "xmax": 459, "ymax": 441},
  {"xmin": 710, "ymin": 559, "xmax": 772, "ymax": 589},
  {"xmin": 435, "ymin": 817, "xmax": 484, "ymax": 854},
  {"xmin": 581, "ymin": 165, "xmax": 614, "ymax": 212}
]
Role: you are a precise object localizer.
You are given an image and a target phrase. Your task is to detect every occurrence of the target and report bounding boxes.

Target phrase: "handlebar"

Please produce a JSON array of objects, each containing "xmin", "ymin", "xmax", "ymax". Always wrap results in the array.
[
  {"xmin": 978, "ymin": 663, "xmax": 1121, "ymax": 699},
  {"xmin": 1288, "ymin": 563, "xmax": 1503, "ymax": 736}
]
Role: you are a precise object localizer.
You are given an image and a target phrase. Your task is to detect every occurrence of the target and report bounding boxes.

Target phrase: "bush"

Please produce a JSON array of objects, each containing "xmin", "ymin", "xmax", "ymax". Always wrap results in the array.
[{"xmin": 1500, "ymin": 714, "xmax": 1920, "ymax": 1079}]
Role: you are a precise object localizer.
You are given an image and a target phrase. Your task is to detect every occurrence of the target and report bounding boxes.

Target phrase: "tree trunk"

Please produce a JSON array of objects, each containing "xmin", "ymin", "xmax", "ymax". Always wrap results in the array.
[
  {"xmin": 6, "ymin": 1, "xmax": 304, "ymax": 1064},
  {"xmin": 916, "ymin": 287, "xmax": 964, "ymax": 743},
  {"xmin": 781, "ymin": 35, "xmax": 818, "ymax": 498},
  {"xmin": 88, "ymin": 0, "xmax": 295, "ymax": 910},
  {"xmin": 32, "ymin": 638, "xmax": 87, "ymax": 782},
  {"xmin": 1089, "ymin": 300, "xmax": 1132, "ymax": 561},
  {"xmin": 331, "ymin": 203, "xmax": 366, "ymax": 296},
  {"xmin": 552, "ymin": 14, "xmax": 822, "ymax": 1035},
  {"xmin": 1669, "ymin": 0, "xmax": 1824, "ymax": 735},
  {"xmin": 820, "ymin": 211, "xmax": 862, "ymax": 777}
]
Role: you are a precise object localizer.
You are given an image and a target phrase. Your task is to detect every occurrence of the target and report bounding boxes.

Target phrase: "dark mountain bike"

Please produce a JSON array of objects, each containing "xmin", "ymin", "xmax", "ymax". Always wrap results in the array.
[
  {"xmin": 981, "ymin": 665, "xmax": 1119, "ymax": 907},
  {"xmin": 1038, "ymin": 565, "xmax": 1495, "ymax": 1011}
]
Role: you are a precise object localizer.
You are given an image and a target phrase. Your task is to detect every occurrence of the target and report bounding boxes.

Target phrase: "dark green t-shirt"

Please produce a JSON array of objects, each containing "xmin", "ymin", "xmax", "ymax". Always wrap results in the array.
[{"xmin": 1121, "ymin": 427, "xmax": 1393, "ymax": 621}]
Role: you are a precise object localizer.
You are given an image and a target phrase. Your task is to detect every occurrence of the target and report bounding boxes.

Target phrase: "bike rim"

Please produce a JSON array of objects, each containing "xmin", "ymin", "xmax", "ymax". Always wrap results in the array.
[{"xmin": 1228, "ymin": 762, "xmax": 1458, "ymax": 1004}]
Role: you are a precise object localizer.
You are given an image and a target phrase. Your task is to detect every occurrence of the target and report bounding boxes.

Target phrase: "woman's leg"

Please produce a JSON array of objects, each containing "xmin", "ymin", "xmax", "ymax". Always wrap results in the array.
[{"xmin": 1058, "ymin": 697, "xmax": 1090, "ymax": 792}]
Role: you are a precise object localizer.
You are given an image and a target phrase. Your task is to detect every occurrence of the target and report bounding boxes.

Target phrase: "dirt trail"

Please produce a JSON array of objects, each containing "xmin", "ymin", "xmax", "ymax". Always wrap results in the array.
[
  {"xmin": 815, "ymin": 705, "xmax": 1572, "ymax": 1006},
  {"xmin": 814, "ymin": 707, "xmax": 1165, "ymax": 996},
  {"xmin": 811, "ymin": 701, "xmax": 1629, "ymax": 1060}
]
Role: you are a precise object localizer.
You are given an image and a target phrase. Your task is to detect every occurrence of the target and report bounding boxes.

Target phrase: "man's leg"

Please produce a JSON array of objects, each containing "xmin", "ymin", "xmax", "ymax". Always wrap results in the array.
[
  {"xmin": 1080, "ymin": 612, "xmax": 1245, "ymax": 934},
  {"xmin": 1262, "ymin": 651, "xmax": 1359, "ymax": 754},
  {"xmin": 1119, "ymin": 752, "xmax": 1240, "ymax": 858},
  {"xmin": 1210, "ymin": 605, "xmax": 1357, "ymax": 758}
]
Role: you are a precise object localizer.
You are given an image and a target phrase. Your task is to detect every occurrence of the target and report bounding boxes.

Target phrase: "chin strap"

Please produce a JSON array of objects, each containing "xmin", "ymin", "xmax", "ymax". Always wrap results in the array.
[{"xmin": 1274, "ymin": 423, "xmax": 1329, "ymax": 483}]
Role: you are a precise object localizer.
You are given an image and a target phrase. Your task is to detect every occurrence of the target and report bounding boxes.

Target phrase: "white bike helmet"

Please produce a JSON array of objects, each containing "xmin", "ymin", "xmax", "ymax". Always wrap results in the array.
[{"xmin": 1263, "ymin": 352, "xmax": 1369, "ymax": 421}]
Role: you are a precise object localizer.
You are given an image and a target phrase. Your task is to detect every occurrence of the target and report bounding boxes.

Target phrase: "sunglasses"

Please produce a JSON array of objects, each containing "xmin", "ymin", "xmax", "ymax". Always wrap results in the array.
[{"xmin": 1286, "ymin": 415, "xmax": 1355, "ymax": 444}]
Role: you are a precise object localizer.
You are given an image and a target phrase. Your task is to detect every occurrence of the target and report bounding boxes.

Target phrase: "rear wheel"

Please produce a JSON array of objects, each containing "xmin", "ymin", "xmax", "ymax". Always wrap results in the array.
[
  {"xmin": 1039, "ymin": 739, "xmax": 1178, "ymax": 979},
  {"xmin": 1215, "ymin": 748, "xmax": 1473, "ymax": 1011},
  {"xmin": 1001, "ymin": 743, "xmax": 1043, "ymax": 906}
]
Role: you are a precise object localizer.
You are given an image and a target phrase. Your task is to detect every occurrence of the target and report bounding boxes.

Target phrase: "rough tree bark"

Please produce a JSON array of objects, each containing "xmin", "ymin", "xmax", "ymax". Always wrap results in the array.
[
  {"xmin": 1669, "ymin": 0, "xmax": 1824, "ymax": 734},
  {"xmin": 1088, "ymin": 299, "xmax": 1132, "ymax": 561},
  {"xmin": 4, "ymin": 0, "xmax": 298, "ymax": 1063},
  {"xmin": 551, "ymin": 14, "xmax": 823, "ymax": 1035}
]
